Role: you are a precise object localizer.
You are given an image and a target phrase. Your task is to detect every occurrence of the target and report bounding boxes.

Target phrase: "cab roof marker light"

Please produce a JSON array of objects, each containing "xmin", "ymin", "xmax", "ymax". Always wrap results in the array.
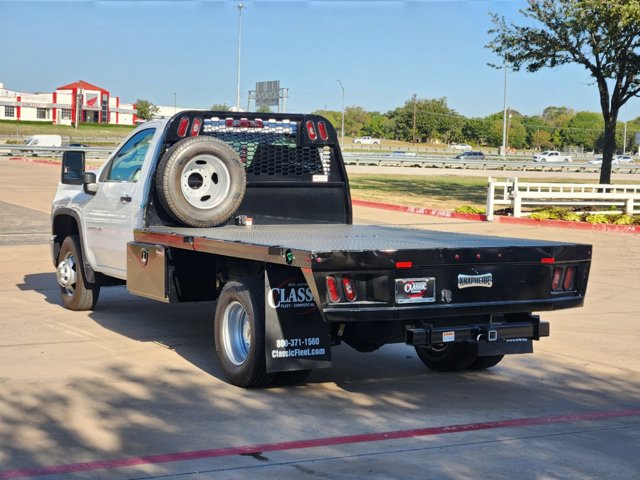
[
  {"xmin": 177, "ymin": 117, "xmax": 189, "ymax": 137},
  {"xmin": 396, "ymin": 261, "xmax": 413, "ymax": 268},
  {"xmin": 190, "ymin": 118, "xmax": 202, "ymax": 136},
  {"xmin": 541, "ymin": 257, "xmax": 555, "ymax": 264}
]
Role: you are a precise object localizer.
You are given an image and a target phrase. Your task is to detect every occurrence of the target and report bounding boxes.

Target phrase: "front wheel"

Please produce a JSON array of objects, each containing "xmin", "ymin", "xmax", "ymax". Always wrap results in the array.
[
  {"xmin": 214, "ymin": 278, "xmax": 273, "ymax": 388},
  {"xmin": 56, "ymin": 235, "xmax": 100, "ymax": 311},
  {"xmin": 415, "ymin": 342, "xmax": 477, "ymax": 372}
]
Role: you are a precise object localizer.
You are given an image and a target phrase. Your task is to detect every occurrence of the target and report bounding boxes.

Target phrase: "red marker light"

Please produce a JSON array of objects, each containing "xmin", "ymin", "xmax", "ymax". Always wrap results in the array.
[
  {"xmin": 317, "ymin": 121, "xmax": 329, "ymax": 140},
  {"xmin": 191, "ymin": 117, "xmax": 202, "ymax": 136},
  {"xmin": 396, "ymin": 261, "xmax": 413, "ymax": 269},
  {"xmin": 306, "ymin": 121, "xmax": 317, "ymax": 140},
  {"xmin": 326, "ymin": 276, "xmax": 341, "ymax": 303},
  {"xmin": 541, "ymin": 257, "xmax": 555, "ymax": 264},
  {"xmin": 177, "ymin": 117, "xmax": 189, "ymax": 137}
]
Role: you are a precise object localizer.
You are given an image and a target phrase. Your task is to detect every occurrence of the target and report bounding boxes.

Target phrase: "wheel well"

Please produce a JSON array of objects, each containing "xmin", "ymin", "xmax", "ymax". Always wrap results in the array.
[{"xmin": 52, "ymin": 214, "xmax": 79, "ymax": 264}]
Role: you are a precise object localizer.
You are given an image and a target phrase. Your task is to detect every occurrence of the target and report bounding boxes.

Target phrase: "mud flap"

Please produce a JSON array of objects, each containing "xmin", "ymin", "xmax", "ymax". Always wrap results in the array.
[{"xmin": 264, "ymin": 264, "xmax": 332, "ymax": 373}]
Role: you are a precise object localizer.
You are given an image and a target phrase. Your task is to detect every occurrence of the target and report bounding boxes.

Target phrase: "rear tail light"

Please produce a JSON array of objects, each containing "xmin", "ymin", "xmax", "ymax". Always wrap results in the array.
[
  {"xmin": 177, "ymin": 117, "xmax": 189, "ymax": 137},
  {"xmin": 326, "ymin": 276, "xmax": 341, "ymax": 303},
  {"xmin": 551, "ymin": 267, "xmax": 563, "ymax": 291},
  {"xmin": 191, "ymin": 117, "xmax": 202, "ymax": 136},
  {"xmin": 551, "ymin": 265, "xmax": 577, "ymax": 292},
  {"xmin": 563, "ymin": 266, "xmax": 575, "ymax": 290},
  {"xmin": 341, "ymin": 276, "xmax": 357, "ymax": 302},
  {"xmin": 317, "ymin": 121, "xmax": 329, "ymax": 140},
  {"xmin": 306, "ymin": 121, "xmax": 317, "ymax": 140}
]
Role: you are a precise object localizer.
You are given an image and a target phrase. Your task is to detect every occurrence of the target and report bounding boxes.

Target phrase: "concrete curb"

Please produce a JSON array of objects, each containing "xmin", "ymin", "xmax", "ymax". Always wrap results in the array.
[{"xmin": 352, "ymin": 199, "xmax": 640, "ymax": 234}]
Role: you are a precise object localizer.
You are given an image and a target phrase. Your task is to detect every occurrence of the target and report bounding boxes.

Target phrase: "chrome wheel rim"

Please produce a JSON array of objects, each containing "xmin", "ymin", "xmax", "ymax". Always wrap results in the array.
[
  {"xmin": 222, "ymin": 301, "xmax": 251, "ymax": 366},
  {"xmin": 180, "ymin": 154, "xmax": 231, "ymax": 210},
  {"xmin": 56, "ymin": 252, "xmax": 77, "ymax": 296}
]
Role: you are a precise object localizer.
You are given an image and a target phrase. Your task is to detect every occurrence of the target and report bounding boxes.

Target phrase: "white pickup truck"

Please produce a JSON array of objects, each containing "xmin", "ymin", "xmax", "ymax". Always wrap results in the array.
[
  {"xmin": 532, "ymin": 150, "xmax": 572, "ymax": 163},
  {"xmin": 50, "ymin": 111, "xmax": 591, "ymax": 387},
  {"xmin": 352, "ymin": 136, "xmax": 381, "ymax": 145}
]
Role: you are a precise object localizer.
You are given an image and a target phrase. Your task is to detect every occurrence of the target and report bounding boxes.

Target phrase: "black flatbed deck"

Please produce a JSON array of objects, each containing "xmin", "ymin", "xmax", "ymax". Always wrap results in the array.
[{"xmin": 135, "ymin": 224, "xmax": 591, "ymax": 270}]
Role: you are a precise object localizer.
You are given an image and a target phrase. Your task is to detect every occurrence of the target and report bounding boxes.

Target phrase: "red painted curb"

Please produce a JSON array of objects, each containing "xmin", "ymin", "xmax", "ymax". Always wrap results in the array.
[
  {"xmin": 352, "ymin": 199, "xmax": 640, "ymax": 234},
  {"xmin": 1, "ymin": 408, "xmax": 638, "ymax": 479}
]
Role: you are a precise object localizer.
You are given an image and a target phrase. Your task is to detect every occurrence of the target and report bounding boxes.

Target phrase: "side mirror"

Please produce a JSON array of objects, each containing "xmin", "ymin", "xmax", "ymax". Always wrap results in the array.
[
  {"xmin": 61, "ymin": 151, "xmax": 85, "ymax": 185},
  {"xmin": 83, "ymin": 172, "xmax": 98, "ymax": 195}
]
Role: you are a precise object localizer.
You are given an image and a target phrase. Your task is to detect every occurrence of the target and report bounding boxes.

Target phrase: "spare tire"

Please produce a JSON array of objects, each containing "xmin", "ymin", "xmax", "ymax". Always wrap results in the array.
[{"xmin": 156, "ymin": 136, "xmax": 246, "ymax": 227}]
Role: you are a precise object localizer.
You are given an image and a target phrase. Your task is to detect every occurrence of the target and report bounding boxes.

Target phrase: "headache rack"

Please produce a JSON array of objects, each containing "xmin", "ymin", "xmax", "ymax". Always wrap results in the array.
[{"xmin": 147, "ymin": 110, "xmax": 353, "ymax": 227}]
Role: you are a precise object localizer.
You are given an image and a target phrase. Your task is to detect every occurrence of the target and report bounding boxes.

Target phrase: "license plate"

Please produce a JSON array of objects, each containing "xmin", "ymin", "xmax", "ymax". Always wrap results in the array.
[{"xmin": 395, "ymin": 277, "xmax": 436, "ymax": 304}]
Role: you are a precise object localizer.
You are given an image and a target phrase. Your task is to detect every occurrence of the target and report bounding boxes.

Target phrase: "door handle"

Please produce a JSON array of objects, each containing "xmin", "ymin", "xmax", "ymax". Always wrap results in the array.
[{"xmin": 120, "ymin": 195, "xmax": 132, "ymax": 203}]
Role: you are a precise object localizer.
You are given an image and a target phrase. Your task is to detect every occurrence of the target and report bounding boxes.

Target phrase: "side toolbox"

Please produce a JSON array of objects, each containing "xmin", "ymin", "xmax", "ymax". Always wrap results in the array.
[{"xmin": 127, "ymin": 242, "xmax": 170, "ymax": 302}]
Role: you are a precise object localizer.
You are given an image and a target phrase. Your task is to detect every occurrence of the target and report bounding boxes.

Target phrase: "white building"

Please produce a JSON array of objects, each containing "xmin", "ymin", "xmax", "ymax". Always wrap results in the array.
[{"xmin": 0, "ymin": 80, "xmax": 137, "ymax": 126}]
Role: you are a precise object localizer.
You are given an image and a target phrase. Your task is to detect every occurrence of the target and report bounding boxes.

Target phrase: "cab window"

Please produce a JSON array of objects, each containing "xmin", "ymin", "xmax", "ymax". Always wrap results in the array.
[{"xmin": 104, "ymin": 128, "xmax": 156, "ymax": 182}]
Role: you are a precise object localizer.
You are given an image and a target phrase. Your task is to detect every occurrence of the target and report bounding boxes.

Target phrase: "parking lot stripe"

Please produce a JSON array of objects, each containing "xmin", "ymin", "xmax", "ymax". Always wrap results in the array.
[{"xmin": 1, "ymin": 407, "xmax": 638, "ymax": 479}]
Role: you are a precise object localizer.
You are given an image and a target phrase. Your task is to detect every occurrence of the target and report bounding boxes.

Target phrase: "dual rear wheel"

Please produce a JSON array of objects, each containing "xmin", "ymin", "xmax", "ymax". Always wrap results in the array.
[{"xmin": 415, "ymin": 343, "xmax": 503, "ymax": 372}]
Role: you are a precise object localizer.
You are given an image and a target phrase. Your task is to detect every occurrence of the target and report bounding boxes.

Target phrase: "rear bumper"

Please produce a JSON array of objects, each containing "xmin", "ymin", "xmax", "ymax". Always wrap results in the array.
[{"xmin": 322, "ymin": 296, "xmax": 584, "ymax": 323}]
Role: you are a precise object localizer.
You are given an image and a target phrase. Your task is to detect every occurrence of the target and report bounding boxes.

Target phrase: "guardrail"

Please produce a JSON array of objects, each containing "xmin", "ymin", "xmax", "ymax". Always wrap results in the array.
[
  {"xmin": 341, "ymin": 152, "xmax": 640, "ymax": 174},
  {"xmin": 486, "ymin": 177, "xmax": 640, "ymax": 220},
  {"xmin": 0, "ymin": 144, "xmax": 112, "ymax": 159}
]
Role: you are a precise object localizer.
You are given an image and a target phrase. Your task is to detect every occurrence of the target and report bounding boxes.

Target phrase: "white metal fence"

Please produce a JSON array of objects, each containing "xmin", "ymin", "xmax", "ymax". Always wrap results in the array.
[{"xmin": 486, "ymin": 177, "xmax": 640, "ymax": 220}]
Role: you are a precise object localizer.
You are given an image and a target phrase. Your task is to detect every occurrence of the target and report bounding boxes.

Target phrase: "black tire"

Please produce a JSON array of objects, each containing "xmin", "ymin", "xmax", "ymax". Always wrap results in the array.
[
  {"xmin": 467, "ymin": 355, "xmax": 504, "ymax": 370},
  {"xmin": 415, "ymin": 343, "xmax": 477, "ymax": 372},
  {"xmin": 272, "ymin": 369, "xmax": 312, "ymax": 386},
  {"xmin": 56, "ymin": 235, "xmax": 100, "ymax": 311},
  {"xmin": 156, "ymin": 136, "xmax": 246, "ymax": 227},
  {"xmin": 214, "ymin": 278, "xmax": 273, "ymax": 388}
]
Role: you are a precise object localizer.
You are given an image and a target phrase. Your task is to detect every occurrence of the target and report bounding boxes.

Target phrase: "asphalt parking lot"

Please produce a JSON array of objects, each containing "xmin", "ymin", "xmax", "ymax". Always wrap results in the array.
[{"xmin": 0, "ymin": 158, "xmax": 639, "ymax": 479}]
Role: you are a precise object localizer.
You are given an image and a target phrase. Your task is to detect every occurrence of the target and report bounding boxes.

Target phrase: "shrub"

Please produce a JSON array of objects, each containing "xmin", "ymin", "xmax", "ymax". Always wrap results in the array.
[
  {"xmin": 455, "ymin": 205, "xmax": 486, "ymax": 214},
  {"xmin": 585, "ymin": 214, "xmax": 611, "ymax": 224},
  {"xmin": 612, "ymin": 215, "xmax": 635, "ymax": 225}
]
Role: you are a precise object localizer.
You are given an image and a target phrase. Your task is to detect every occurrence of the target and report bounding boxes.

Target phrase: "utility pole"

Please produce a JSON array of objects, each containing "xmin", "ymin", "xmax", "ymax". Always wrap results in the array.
[
  {"xmin": 235, "ymin": 3, "xmax": 245, "ymax": 110},
  {"xmin": 412, "ymin": 93, "xmax": 417, "ymax": 143},
  {"xmin": 173, "ymin": 93, "xmax": 177, "ymax": 114},
  {"xmin": 337, "ymin": 80, "xmax": 345, "ymax": 145},
  {"xmin": 501, "ymin": 64, "xmax": 508, "ymax": 157}
]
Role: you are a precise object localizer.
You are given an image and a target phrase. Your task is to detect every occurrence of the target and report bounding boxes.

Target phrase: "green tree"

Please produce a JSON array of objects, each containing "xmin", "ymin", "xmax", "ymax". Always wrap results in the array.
[
  {"xmin": 135, "ymin": 99, "xmax": 159, "ymax": 121},
  {"xmin": 388, "ymin": 97, "xmax": 463, "ymax": 143},
  {"xmin": 561, "ymin": 112, "xmax": 604, "ymax": 151},
  {"xmin": 488, "ymin": 0, "xmax": 640, "ymax": 183},
  {"xmin": 344, "ymin": 106, "xmax": 371, "ymax": 137},
  {"xmin": 311, "ymin": 110, "xmax": 342, "ymax": 132},
  {"xmin": 361, "ymin": 112, "xmax": 388, "ymax": 138},
  {"xmin": 210, "ymin": 103, "xmax": 231, "ymax": 111}
]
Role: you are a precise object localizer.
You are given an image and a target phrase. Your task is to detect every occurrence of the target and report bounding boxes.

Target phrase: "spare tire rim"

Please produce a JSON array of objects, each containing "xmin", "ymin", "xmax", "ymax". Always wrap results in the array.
[
  {"xmin": 222, "ymin": 301, "xmax": 251, "ymax": 366},
  {"xmin": 56, "ymin": 252, "xmax": 77, "ymax": 296},
  {"xmin": 180, "ymin": 154, "xmax": 232, "ymax": 210}
]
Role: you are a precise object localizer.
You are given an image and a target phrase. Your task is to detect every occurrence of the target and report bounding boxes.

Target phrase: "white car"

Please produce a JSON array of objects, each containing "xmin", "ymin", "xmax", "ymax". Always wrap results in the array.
[
  {"xmin": 532, "ymin": 150, "xmax": 572, "ymax": 163},
  {"xmin": 450, "ymin": 143, "xmax": 472, "ymax": 151},
  {"xmin": 588, "ymin": 155, "xmax": 634, "ymax": 165},
  {"xmin": 352, "ymin": 136, "xmax": 381, "ymax": 145}
]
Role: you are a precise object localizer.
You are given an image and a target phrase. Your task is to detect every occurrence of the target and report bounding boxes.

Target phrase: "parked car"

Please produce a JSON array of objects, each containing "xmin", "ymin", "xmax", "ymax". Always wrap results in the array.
[
  {"xmin": 532, "ymin": 150, "xmax": 572, "ymax": 162},
  {"xmin": 455, "ymin": 151, "xmax": 484, "ymax": 160},
  {"xmin": 450, "ymin": 143, "xmax": 472, "ymax": 151},
  {"xmin": 589, "ymin": 155, "xmax": 634, "ymax": 166},
  {"xmin": 614, "ymin": 154, "xmax": 634, "ymax": 164},
  {"xmin": 389, "ymin": 150, "xmax": 417, "ymax": 158},
  {"xmin": 352, "ymin": 136, "xmax": 381, "ymax": 145}
]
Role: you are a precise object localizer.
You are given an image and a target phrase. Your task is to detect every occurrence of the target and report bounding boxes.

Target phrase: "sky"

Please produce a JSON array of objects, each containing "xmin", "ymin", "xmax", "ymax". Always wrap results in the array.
[{"xmin": 2, "ymin": 0, "xmax": 639, "ymax": 121}]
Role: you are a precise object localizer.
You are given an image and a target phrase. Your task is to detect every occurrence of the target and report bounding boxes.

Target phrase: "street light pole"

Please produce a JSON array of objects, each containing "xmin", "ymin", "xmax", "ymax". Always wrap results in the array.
[
  {"xmin": 501, "ymin": 64, "xmax": 508, "ymax": 157},
  {"xmin": 235, "ymin": 3, "xmax": 245, "ymax": 110},
  {"xmin": 337, "ymin": 79, "xmax": 345, "ymax": 146}
]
